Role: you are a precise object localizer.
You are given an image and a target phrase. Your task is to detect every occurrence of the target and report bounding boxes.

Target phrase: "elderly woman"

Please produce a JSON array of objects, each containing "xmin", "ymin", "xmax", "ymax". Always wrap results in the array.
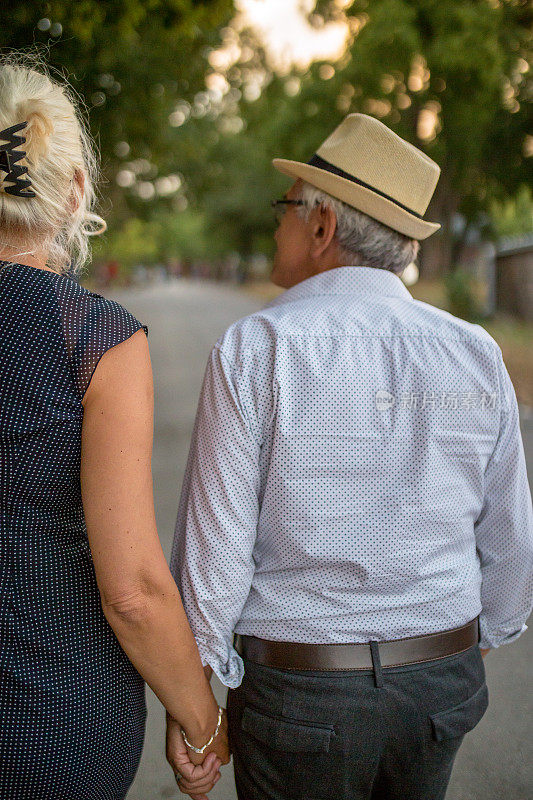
[{"xmin": 0, "ymin": 59, "xmax": 228, "ymax": 800}]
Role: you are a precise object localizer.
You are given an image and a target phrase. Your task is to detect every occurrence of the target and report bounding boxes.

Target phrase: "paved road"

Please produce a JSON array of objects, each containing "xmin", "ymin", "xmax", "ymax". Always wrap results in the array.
[{"xmin": 106, "ymin": 280, "xmax": 532, "ymax": 800}]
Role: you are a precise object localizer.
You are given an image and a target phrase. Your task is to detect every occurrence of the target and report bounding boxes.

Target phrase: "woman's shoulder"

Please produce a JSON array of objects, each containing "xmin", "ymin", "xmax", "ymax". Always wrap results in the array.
[
  {"xmin": 58, "ymin": 274, "xmax": 124, "ymax": 310},
  {"xmin": 55, "ymin": 275, "xmax": 147, "ymax": 336},
  {"xmin": 57, "ymin": 278, "xmax": 148, "ymax": 398}
]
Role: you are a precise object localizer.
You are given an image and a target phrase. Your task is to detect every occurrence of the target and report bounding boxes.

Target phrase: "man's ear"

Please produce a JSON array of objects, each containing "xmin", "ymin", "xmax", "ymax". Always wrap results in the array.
[{"xmin": 309, "ymin": 203, "xmax": 337, "ymax": 258}]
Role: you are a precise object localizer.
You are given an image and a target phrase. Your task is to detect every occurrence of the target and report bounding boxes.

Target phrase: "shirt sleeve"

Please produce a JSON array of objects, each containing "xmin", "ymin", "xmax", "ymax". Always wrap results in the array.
[
  {"xmin": 475, "ymin": 349, "xmax": 533, "ymax": 650},
  {"xmin": 170, "ymin": 345, "xmax": 260, "ymax": 688},
  {"xmin": 72, "ymin": 295, "xmax": 148, "ymax": 399}
]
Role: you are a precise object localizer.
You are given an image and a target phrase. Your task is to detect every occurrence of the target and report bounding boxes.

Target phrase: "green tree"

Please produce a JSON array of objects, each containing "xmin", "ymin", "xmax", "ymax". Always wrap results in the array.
[
  {"xmin": 3, "ymin": 2, "xmax": 530, "ymax": 275},
  {"xmin": 196, "ymin": 0, "xmax": 532, "ymax": 275},
  {"xmin": 490, "ymin": 185, "xmax": 533, "ymax": 240},
  {"xmin": 1, "ymin": 0, "xmax": 233, "ymax": 226}
]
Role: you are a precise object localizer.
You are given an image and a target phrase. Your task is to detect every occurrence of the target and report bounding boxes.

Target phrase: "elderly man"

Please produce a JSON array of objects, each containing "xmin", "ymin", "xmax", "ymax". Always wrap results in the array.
[{"xmin": 169, "ymin": 114, "xmax": 533, "ymax": 800}]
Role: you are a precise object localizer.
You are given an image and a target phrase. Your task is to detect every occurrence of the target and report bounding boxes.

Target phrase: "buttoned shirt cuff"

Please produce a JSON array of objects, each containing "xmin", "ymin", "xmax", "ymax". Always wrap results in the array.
[
  {"xmin": 478, "ymin": 618, "xmax": 528, "ymax": 650},
  {"xmin": 195, "ymin": 636, "xmax": 245, "ymax": 689}
]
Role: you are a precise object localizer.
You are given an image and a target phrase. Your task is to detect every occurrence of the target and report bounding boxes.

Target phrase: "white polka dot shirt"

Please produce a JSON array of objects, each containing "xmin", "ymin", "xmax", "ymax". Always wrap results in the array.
[{"xmin": 170, "ymin": 266, "xmax": 533, "ymax": 688}]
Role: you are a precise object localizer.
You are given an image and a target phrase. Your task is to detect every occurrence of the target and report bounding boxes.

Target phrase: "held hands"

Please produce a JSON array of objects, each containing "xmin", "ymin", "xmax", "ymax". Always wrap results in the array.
[
  {"xmin": 167, "ymin": 648, "xmax": 490, "ymax": 797},
  {"xmin": 166, "ymin": 710, "xmax": 230, "ymax": 800}
]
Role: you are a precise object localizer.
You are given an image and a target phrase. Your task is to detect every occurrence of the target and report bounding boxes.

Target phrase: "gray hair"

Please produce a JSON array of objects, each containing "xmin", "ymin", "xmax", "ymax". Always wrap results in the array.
[{"xmin": 296, "ymin": 181, "xmax": 419, "ymax": 275}]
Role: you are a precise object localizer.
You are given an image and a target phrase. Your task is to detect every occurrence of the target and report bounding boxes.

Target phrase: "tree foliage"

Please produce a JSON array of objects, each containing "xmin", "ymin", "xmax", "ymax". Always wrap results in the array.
[
  {"xmin": 1, "ymin": 0, "xmax": 233, "ymax": 223},
  {"xmin": 192, "ymin": 0, "xmax": 533, "ymax": 272},
  {"xmin": 1, "ymin": 1, "xmax": 531, "ymax": 273}
]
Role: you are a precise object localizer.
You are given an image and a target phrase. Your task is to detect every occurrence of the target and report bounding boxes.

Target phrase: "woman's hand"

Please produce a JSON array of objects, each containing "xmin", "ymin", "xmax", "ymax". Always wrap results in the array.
[{"xmin": 166, "ymin": 710, "xmax": 230, "ymax": 799}]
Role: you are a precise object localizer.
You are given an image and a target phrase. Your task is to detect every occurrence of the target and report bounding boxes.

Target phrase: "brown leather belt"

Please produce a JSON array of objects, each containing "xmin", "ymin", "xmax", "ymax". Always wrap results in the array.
[{"xmin": 234, "ymin": 618, "xmax": 480, "ymax": 671}]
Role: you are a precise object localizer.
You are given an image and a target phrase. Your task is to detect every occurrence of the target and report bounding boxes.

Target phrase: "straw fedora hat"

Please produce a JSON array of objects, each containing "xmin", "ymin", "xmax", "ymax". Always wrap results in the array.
[{"xmin": 273, "ymin": 113, "xmax": 441, "ymax": 240}]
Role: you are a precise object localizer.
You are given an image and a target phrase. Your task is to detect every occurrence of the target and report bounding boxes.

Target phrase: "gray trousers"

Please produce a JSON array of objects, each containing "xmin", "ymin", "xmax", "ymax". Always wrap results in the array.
[{"xmin": 227, "ymin": 643, "xmax": 488, "ymax": 800}]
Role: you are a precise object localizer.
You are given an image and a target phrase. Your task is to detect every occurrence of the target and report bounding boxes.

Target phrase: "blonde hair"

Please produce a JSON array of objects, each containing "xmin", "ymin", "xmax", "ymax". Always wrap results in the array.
[{"xmin": 0, "ymin": 55, "xmax": 106, "ymax": 274}]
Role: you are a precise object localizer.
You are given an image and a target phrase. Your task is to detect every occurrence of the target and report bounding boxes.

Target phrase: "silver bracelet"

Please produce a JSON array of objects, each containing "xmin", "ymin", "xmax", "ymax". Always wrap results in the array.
[{"xmin": 181, "ymin": 706, "xmax": 223, "ymax": 754}]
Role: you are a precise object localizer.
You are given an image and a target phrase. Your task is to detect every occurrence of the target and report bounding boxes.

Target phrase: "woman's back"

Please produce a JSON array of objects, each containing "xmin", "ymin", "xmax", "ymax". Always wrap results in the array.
[
  {"xmin": 0, "ymin": 56, "xmax": 229, "ymax": 799},
  {"xmin": 0, "ymin": 261, "xmax": 147, "ymax": 800}
]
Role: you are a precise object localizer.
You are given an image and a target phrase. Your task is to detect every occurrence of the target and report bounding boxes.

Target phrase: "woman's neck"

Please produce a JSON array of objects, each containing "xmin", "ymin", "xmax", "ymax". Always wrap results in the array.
[{"xmin": 0, "ymin": 246, "xmax": 56, "ymax": 273}]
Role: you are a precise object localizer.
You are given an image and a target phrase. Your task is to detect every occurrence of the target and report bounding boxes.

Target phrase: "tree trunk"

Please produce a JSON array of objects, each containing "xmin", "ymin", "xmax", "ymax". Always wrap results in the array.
[{"xmin": 418, "ymin": 170, "xmax": 460, "ymax": 279}]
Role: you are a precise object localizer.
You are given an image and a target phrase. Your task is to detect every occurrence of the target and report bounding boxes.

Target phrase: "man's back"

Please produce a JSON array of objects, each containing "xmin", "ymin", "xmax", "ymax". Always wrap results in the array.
[
  {"xmin": 172, "ymin": 113, "xmax": 533, "ymax": 800},
  {"xmin": 172, "ymin": 267, "xmax": 532, "ymax": 687}
]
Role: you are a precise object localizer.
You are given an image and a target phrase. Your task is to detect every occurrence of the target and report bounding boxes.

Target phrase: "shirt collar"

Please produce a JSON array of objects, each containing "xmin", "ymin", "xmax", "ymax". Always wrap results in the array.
[{"xmin": 264, "ymin": 265, "xmax": 413, "ymax": 308}]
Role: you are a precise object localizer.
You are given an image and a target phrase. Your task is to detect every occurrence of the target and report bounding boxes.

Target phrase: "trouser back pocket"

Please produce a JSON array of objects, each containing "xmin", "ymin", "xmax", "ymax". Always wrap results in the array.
[
  {"xmin": 241, "ymin": 705, "xmax": 334, "ymax": 752},
  {"xmin": 429, "ymin": 682, "xmax": 489, "ymax": 741}
]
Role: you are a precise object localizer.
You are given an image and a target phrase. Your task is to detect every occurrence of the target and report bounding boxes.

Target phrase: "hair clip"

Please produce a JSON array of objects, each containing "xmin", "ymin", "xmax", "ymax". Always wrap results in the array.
[{"xmin": 0, "ymin": 122, "xmax": 36, "ymax": 198}]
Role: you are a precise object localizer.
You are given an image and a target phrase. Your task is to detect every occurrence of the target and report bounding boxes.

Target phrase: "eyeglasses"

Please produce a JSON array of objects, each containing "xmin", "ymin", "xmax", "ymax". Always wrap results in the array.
[{"xmin": 271, "ymin": 198, "xmax": 305, "ymax": 225}]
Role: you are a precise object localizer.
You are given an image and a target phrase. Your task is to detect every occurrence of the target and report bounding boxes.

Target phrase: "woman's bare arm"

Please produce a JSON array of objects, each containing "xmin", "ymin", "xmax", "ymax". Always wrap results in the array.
[{"xmin": 80, "ymin": 328, "xmax": 227, "ymax": 761}]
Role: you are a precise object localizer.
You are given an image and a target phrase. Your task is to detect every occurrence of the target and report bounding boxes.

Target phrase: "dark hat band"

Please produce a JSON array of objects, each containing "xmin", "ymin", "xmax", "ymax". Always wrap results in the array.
[{"xmin": 307, "ymin": 153, "xmax": 422, "ymax": 220}]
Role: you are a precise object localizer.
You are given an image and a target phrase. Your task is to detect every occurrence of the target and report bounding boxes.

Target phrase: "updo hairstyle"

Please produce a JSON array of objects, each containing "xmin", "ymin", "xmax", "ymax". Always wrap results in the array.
[{"xmin": 0, "ymin": 55, "xmax": 106, "ymax": 273}]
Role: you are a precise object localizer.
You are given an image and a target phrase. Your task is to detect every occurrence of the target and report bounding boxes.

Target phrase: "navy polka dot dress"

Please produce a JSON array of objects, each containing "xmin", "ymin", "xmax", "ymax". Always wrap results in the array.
[{"xmin": 0, "ymin": 262, "xmax": 147, "ymax": 800}]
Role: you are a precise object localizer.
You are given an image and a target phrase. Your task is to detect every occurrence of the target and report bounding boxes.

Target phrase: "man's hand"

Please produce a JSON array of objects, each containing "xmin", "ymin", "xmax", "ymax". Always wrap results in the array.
[
  {"xmin": 480, "ymin": 647, "xmax": 490, "ymax": 658},
  {"xmin": 166, "ymin": 711, "xmax": 230, "ymax": 799}
]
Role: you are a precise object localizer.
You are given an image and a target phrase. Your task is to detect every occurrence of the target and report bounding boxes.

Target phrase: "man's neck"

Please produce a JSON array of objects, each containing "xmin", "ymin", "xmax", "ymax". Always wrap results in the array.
[{"xmin": 278, "ymin": 261, "xmax": 350, "ymax": 290}]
